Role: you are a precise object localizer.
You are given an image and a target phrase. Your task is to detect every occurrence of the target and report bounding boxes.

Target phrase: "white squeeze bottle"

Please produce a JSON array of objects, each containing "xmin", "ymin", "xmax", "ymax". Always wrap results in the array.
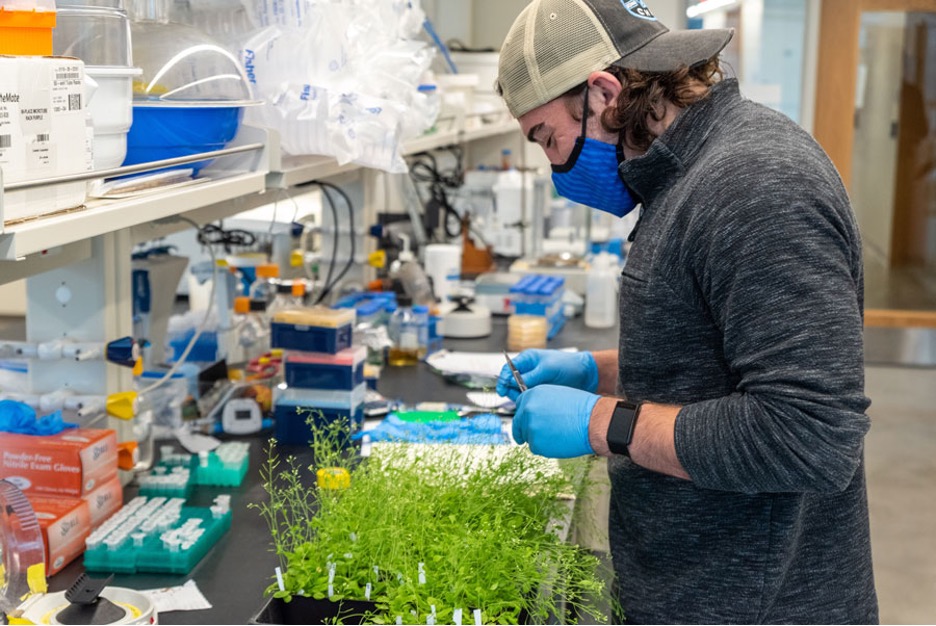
[{"xmin": 585, "ymin": 252, "xmax": 618, "ymax": 329}]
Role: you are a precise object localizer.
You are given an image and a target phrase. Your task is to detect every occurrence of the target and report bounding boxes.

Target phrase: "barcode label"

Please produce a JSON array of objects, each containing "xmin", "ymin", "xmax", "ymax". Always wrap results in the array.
[
  {"xmin": 68, "ymin": 94, "xmax": 81, "ymax": 111},
  {"xmin": 35, "ymin": 133, "xmax": 50, "ymax": 142},
  {"xmin": 0, "ymin": 135, "xmax": 10, "ymax": 148}
]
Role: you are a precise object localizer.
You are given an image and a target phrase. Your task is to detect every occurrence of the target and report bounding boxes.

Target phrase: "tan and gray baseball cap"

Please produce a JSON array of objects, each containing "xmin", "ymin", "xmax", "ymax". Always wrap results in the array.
[{"xmin": 497, "ymin": 0, "xmax": 733, "ymax": 118}]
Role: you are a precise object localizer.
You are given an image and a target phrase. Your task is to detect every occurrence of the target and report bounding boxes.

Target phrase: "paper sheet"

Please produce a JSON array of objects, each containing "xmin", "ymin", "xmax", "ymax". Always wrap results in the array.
[
  {"xmin": 141, "ymin": 579, "xmax": 212, "ymax": 613},
  {"xmin": 173, "ymin": 428, "xmax": 221, "ymax": 454},
  {"xmin": 426, "ymin": 348, "xmax": 578, "ymax": 380},
  {"xmin": 426, "ymin": 350, "xmax": 519, "ymax": 379}
]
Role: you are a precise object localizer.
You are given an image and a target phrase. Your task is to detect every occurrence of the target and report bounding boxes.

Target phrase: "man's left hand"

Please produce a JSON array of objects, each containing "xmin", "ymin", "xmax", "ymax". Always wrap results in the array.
[{"xmin": 512, "ymin": 385, "xmax": 600, "ymax": 458}]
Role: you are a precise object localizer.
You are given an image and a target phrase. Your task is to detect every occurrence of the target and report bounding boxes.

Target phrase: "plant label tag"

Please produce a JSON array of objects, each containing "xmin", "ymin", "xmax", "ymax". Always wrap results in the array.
[
  {"xmin": 453, "ymin": 608, "xmax": 462, "ymax": 626},
  {"xmin": 474, "ymin": 608, "xmax": 482, "ymax": 625},
  {"xmin": 365, "ymin": 583, "xmax": 372, "ymax": 601}
]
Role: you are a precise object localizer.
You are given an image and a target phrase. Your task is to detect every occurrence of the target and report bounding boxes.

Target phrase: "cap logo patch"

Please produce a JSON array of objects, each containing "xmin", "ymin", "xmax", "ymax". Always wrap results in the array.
[{"xmin": 621, "ymin": 0, "xmax": 656, "ymax": 20}]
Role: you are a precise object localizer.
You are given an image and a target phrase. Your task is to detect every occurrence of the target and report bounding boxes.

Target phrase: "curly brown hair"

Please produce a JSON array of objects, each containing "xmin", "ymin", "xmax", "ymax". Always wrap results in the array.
[{"xmin": 563, "ymin": 58, "xmax": 724, "ymax": 152}]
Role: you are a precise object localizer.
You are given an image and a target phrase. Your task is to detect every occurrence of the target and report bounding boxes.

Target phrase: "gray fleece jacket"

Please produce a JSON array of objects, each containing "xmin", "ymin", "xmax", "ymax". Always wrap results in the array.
[{"xmin": 608, "ymin": 79, "xmax": 877, "ymax": 624}]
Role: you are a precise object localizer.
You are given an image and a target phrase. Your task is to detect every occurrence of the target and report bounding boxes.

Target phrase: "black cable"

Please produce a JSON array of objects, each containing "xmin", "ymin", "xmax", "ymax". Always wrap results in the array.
[
  {"xmin": 407, "ymin": 146, "xmax": 465, "ymax": 240},
  {"xmin": 313, "ymin": 186, "xmax": 339, "ymax": 304},
  {"xmin": 196, "ymin": 223, "xmax": 256, "ymax": 252},
  {"xmin": 311, "ymin": 181, "xmax": 356, "ymax": 304}
]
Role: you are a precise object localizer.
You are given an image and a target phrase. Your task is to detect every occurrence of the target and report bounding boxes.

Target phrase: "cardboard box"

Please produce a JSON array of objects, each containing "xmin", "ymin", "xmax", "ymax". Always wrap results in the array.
[
  {"xmin": 28, "ymin": 494, "xmax": 91, "ymax": 576},
  {"xmin": 0, "ymin": 56, "xmax": 90, "ymax": 225},
  {"xmin": 0, "ymin": 428, "xmax": 118, "ymax": 497},
  {"xmin": 83, "ymin": 474, "xmax": 122, "ymax": 529}
]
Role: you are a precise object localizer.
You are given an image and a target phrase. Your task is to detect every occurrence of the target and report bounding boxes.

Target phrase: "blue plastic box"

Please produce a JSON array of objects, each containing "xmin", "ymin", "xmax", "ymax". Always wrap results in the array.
[
  {"xmin": 274, "ymin": 384, "xmax": 366, "ymax": 446},
  {"xmin": 284, "ymin": 346, "xmax": 366, "ymax": 390},
  {"xmin": 270, "ymin": 308, "xmax": 356, "ymax": 354}
]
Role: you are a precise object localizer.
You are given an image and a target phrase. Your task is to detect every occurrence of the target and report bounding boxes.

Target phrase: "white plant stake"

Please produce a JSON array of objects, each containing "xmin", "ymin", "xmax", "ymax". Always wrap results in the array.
[
  {"xmin": 474, "ymin": 608, "xmax": 482, "ymax": 625},
  {"xmin": 365, "ymin": 582, "xmax": 372, "ymax": 601},
  {"xmin": 274, "ymin": 567, "xmax": 285, "ymax": 592},
  {"xmin": 453, "ymin": 608, "xmax": 463, "ymax": 626},
  {"xmin": 418, "ymin": 562, "xmax": 426, "ymax": 585}
]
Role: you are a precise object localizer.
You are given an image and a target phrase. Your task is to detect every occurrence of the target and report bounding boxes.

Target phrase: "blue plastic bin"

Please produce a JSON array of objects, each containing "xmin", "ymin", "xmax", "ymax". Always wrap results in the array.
[{"xmin": 124, "ymin": 104, "xmax": 244, "ymax": 174}]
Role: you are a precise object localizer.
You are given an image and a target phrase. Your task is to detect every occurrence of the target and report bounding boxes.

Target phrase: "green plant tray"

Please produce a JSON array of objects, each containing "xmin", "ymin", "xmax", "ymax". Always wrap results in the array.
[{"xmin": 249, "ymin": 596, "xmax": 378, "ymax": 625}]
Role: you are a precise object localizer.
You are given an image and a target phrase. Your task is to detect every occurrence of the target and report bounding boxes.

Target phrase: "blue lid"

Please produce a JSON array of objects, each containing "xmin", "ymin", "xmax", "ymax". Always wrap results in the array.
[
  {"xmin": 140, "ymin": 370, "xmax": 186, "ymax": 379},
  {"xmin": 418, "ymin": 84, "xmax": 437, "ymax": 92},
  {"xmin": 510, "ymin": 275, "xmax": 536, "ymax": 293},
  {"xmin": 413, "ymin": 305, "xmax": 429, "ymax": 314},
  {"xmin": 385, "ymin": 302, "xmax": 398, "ymax": 313}
]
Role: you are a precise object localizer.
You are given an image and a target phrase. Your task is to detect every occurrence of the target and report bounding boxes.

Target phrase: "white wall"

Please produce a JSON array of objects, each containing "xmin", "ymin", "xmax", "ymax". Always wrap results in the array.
[{"xmin": 429, "ymin": 0, "xmax": 688, "ymax": 53}]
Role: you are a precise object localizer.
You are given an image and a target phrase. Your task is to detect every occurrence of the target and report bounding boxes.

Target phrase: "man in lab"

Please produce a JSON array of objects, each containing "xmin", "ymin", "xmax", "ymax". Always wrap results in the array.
[{"xmin": 495, "ymin": 0, "xmax": 877, "ymax": 623}]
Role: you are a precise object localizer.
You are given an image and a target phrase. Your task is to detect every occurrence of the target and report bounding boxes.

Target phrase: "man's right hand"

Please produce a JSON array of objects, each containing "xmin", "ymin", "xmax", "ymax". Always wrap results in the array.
[{"xmin": 496, "ymin": 349, "xmax": 599, "ymax": 401}]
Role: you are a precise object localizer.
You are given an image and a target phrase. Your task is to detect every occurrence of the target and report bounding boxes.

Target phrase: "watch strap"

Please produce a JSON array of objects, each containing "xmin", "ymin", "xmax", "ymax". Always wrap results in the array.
[{"xmin": 606, "ymin": 400, "xmax": 641, "ymax": 457}]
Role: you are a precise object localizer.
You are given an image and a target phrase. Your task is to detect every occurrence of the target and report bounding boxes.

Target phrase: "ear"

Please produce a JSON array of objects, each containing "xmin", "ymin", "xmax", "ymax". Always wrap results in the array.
[{"xmin": 587, "ymin": 71, "xmax": 623, "ymax": 108}]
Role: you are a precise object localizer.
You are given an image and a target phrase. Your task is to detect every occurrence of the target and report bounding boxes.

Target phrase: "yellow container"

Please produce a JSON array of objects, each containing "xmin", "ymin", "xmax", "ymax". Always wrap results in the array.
[{"xmin": 0, "ymin": 8, "xmax": 56, "ymax": 56}]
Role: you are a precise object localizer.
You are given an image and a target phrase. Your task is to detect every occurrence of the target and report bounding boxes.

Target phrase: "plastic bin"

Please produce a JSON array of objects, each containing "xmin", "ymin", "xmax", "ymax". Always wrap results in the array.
[
  {"xmin": 0, "ymin": 1, "xmax": 56, "ymax": 56},
  {"xmin": 274, "ymin": 384, "xmax": 366, "ymax": 446},
  {"xmin": 271, "ymin": 308, "xmax": 355, "ymax": 354},
  {"xmin": 284, "ymin": 346, "xmax": 366, "ymax": 390}
]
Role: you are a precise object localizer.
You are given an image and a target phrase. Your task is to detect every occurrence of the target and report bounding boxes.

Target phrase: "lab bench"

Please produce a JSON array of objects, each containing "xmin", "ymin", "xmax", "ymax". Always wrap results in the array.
[{"xmin": 46, "ymin": 314, "xmax": 618, "ymax": 624}]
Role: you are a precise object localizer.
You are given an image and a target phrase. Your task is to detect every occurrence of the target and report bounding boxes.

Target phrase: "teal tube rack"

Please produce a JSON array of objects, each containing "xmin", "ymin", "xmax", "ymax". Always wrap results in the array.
[
  {"xmin": 138, "ymin": 442, "xmax": 250, "ymax": 496},
  {"xmin": 84, "ymin": 495, "xmax": 232, "ymax": 575},
  {"xmin": 192, "ymin": 441, "xmax": 250, "ymax": 487}
]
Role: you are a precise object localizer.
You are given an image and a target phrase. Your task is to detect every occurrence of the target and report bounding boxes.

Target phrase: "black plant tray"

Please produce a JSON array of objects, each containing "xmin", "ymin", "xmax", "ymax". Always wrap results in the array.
[{"xmin": 250, "ymin": 595, "xmax": 378, "ymax": 625}]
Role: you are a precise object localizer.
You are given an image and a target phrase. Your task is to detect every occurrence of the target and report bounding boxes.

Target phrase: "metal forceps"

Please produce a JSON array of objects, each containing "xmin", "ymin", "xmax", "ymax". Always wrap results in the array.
[{"xmin": 503, "ymin": 351, "xmax": 528, "ymax": 393}]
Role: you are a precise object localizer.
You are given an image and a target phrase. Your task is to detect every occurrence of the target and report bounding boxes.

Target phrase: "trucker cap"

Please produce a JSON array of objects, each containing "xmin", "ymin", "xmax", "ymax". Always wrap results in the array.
[{"xmin": 497, "ymin": 0, "xmax": 734, "ymax": 118}]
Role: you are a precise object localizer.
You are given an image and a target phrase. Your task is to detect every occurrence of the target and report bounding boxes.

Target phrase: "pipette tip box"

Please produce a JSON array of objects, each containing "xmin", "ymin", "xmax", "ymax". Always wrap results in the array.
[
  {"xmin": 271, "ymin": 308, "xmax": 355, "ymax": 354},
  {"xmin": 84, "ymin": 495, "xmax": 233, "ymax": 575},
  {"xmin": 284, "ymin": 346, "xmax": 366, "ymax": 390}
]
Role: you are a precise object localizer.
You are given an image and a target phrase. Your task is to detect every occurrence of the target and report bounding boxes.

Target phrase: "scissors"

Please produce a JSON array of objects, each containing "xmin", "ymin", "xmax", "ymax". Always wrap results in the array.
[{"xmin": 503, "ymin": 351, "xmax": 528, "ymax": 393}]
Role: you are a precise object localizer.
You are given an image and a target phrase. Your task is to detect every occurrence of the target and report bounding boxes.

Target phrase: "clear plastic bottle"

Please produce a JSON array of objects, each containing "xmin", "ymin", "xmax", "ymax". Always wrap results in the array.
[
  {"xmin": 248, "ymin": 263, "xmax": 280, "ymax": 305},
  {"xmin": 267, "ymin": 281, "xmax": 295, "ymax": 317},
  {"xmin": 290, "ymin": 281, "xmax": 307, "ymax": 308},
  {"xmin": 585, "ymin": 252, "xmax": 618, "ymax": 329},
  {"xmin": 234, "ymin": 296, "xmax": 270, "ymax": 361},
  {"xmin": 388, "ymin": 296, "xmax": 419, "ymax": 366},
  {"xmin": 412, "ymin": 304, "xmax": 430, "ymax": 358}
]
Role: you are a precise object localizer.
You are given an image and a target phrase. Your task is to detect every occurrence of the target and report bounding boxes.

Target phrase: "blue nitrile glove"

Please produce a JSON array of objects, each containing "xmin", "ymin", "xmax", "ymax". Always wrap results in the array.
[
  {"xmin": 511, "ymin": 385, "xmax": 599, "ymax": 458},
  {"xmin": 497, "ymin": 350, "xmax": 599, "ymax": 402}
]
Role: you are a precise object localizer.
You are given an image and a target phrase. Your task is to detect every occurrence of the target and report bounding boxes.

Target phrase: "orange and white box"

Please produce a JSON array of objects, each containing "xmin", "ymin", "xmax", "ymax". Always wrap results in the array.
[
  {"xmin": 27, "ymin": 495, "xmax": 91, "ymax": 576},
  {"xmin": 0, "ymin": 428, "xmax": 118, "ymax": 497},
  {"xmin": 83, "ymin": 474, "xmax": 123, "ymax": 529}
]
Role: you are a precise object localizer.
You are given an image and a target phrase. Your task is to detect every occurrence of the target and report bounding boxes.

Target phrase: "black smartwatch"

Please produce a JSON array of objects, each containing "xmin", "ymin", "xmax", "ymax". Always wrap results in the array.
[{"xmin": 606, "ymin": 400, "xmax": 641, "ymax": 457}]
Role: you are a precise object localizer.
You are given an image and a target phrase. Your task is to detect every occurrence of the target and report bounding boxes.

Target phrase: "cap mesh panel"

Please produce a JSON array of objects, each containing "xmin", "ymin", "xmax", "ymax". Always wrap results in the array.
[
  {"xmin": 498, "ymin": 5, "xmax": 535, "ymax": 117},
  {"xmin": 534, "ymin": 0, "xmax": 607, "ymax": 75},
  {"xmin": 498, "ymin": 0, "xmax": 620, "ymax": 117}
]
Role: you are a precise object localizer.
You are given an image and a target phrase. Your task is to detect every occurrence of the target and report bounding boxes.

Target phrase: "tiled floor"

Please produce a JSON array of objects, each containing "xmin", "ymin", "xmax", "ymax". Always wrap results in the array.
[{"xmin": 865, "ymin": 365, "xmax": 936, "ymax": 624}]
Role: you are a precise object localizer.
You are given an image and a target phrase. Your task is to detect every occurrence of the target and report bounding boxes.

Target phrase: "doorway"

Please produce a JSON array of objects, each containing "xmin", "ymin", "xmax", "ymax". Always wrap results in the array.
[{"xmin": 814, "ymin": 0, "xmax": 936, "ymax": 362}]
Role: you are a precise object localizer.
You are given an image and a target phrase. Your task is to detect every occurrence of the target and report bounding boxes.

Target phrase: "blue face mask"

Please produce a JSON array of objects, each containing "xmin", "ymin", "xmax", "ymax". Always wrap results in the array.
[{"xmin": 550, "ymin": 88, "xmax": 638, "ymax": 217}]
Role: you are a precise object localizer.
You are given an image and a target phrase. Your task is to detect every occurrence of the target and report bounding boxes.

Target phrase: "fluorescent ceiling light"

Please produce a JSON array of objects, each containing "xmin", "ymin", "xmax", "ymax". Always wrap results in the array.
[{"xmin": 686, "ymin": 0, "xmax": 740, "ymax": 18}]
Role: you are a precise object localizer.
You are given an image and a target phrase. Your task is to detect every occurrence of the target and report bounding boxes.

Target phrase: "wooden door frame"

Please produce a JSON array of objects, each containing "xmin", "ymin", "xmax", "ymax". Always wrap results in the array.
[{"xmin": 813, "ymin": 0, "xmax": 936, "ymax": 189}]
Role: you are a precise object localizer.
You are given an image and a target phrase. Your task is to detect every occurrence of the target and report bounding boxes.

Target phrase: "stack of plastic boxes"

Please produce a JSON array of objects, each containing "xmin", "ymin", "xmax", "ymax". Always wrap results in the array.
[
  {"xmin": 509, "ymin": 275, "xmax": 566, "ymax": 339},
  {"xmin": 271, "ymin": 307, "xmax": 366, "ymax": 445}
]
